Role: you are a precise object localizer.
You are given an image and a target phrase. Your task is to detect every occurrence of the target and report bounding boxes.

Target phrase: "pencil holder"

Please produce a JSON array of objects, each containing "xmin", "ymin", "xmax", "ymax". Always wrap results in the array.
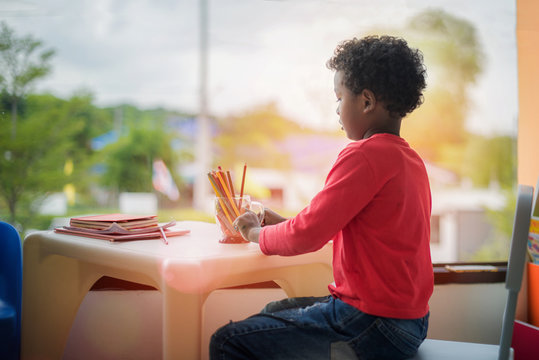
[{"xmin": 214, "ymin": 195, "xmax": 264, "ymax": 243}]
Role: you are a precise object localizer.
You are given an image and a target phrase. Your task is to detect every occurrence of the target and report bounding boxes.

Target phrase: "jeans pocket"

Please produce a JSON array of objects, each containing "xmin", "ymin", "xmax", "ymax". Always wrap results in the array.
[{"xmin": 346, "ymin": 318, "xmax": 424, "ymax": 360}]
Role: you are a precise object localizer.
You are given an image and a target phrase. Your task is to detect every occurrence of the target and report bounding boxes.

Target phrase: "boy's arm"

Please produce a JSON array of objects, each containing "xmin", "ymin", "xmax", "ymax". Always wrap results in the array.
[{"xmin": 260, "ymin": 146, "xmax": 378, "ymax": 256}]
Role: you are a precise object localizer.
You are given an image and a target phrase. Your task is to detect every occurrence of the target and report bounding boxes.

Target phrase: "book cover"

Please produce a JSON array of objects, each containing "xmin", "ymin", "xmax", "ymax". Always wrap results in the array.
[
  {"xmin": 69, "ymin": 214, "xmax": 159, "ymax": 230},
  {"xmin": 55, "ymin": 225, "xmax": 190, "ymax": 242}
]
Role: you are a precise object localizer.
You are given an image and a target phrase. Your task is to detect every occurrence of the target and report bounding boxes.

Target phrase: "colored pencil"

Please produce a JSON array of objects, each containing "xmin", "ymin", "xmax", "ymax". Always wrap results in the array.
[
  {"xmin": 210, "ymin": 171, "xmax": 237, "ymax": 218},
  {"xmin": 208, "ymin": 165, "xmax": 249, "ymax": 232},
  {"xmin": 216, "ymin": 171, "xmax": 240, "ymax": 216},
  {"xmin": 208, "ymin": 173, "xmax": 233, "ymax": 224},
  {"xmin": 238, "ymin": 164, "xmax": 247, "ymax": 211}
]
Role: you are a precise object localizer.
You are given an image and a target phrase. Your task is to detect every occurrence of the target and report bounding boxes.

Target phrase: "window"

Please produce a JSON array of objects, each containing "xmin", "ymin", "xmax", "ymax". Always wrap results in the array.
[
  {"xmin": 430, "ymin": 215, "xmax": 441, "ymax": 245},
  {"xmin": 0, "ymin": 1, "xmax": 517, "ymax": 264}
]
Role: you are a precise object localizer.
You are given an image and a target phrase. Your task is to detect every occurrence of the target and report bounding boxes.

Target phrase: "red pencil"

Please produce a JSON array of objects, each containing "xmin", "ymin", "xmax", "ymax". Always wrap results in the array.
[{"xmin": 238, "ymin": 164, "xmax": 247, "ymax": 211}]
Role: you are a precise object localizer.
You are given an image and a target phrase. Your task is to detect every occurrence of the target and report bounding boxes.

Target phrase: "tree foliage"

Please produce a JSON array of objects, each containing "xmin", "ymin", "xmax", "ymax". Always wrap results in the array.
[
  {"xmin": 0, "ymin": 21, "xmax": 55, "ymax": 138},
  {"xmin": 100, "ymin": 124, "xmax": 179, "ymax": 193},
  {"xmin": 0, "ymin": 93, "xmax": 110, "ymax": 227},
  {"xmin": 460, "ymin": 135, "xmax": 516, "ymax": 188},
  {"xmin": 214, "ymin": 102, "xmax": 308, "ymax": 170},
  {"xmin": 398, "ymin": 9, "xmax": 485, "ymax": 161},
  {"xmin": 407, "ymin": 9, "xmax": 484, "ymax": 91},
  {"xmin": 382, "ymin": 9, "xmax": 516, "ymax": 190}
]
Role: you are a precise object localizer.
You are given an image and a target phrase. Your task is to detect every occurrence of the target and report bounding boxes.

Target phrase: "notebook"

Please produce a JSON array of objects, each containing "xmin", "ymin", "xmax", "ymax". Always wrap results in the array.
[
  {"xmin": 55, "ymin": 214, "xmax": 190, "ymax": 242},
  {"xmin": 55, "ymin": 224, "xmax": 190, "ymax": 241}
]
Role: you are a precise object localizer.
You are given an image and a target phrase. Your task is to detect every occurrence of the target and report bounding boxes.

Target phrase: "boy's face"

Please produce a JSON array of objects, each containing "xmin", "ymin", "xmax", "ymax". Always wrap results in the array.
[{"xmin": 333, "ymin": 71, "xmax": 367, "ymax": 141}]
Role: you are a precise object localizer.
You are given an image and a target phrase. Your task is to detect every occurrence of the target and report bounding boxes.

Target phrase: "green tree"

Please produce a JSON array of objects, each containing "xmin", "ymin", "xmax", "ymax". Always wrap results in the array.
[
  {"xmin": 214, "ymin": 102, "xmax": 307, "ymax": 170},
  {"xmin": 100, "ymin": 125, "xmax": 179, "ymax": 193},
  {"xmin": 0, "ymin": 21, "xmax": 55, "ymax": 138},
  {"xmin": 378, "ymin": 9, "xmax": 514, "ymax": 189},
  {"xmin": 67, "ymin": 91, "xmax": 113, "ymax": 156},
  {"xmin": 471, "ymin": 190, "xmax": 517, "ymax": 261},
  {"xmin": 408, "ymin": 9, "xmax": 484, "ymax": 94},
  {"xmin": 398, "ymin": 9, "xmax": 485, "ymax": 162},
  {"xmin": 450, "ymin": 134, "xmax": 516, "ymax": 188},
  {"xmin": 36, "ymin": 92, "xmax": 113, "ymax": 205},
  {"xmin": 0, "ymin": 94, "xmax": 88, "ymax": 227}
]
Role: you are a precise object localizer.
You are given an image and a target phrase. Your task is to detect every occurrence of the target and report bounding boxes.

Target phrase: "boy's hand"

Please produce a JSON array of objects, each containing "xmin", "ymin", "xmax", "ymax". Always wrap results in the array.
[
  {"xmin": 233, "ymin": 211, "xmax": 262, "ymax": 243},
  {"xmin": 233, "ymin": 208, "xmax": 287, "ymax": 243},
  {"xmin": 262, "ymin": 208, "xmax": 287, "ymax": 226}
]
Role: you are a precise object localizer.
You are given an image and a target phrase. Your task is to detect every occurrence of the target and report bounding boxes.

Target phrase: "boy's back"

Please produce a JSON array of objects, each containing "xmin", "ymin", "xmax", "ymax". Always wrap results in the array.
[{"xmin": 326, "ymin": 133, "xmax": 433, "ymax": 319}]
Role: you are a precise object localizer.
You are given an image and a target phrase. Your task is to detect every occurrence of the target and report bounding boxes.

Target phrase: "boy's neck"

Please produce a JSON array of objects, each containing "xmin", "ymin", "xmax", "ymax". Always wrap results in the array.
[
  {"xmin": 363, "ymin": 113, "xmax": 402, "ymax": 139},
  {"xmin": 363, "ymin": 128, "xmax": 400, "ymax": 139}
]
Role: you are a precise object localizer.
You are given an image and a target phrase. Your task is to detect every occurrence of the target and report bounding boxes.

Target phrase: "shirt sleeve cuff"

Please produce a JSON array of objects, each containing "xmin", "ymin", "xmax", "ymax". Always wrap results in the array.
[{"xmin": 259, "ymin": 226, "xmax": 271, "ymax": 255}]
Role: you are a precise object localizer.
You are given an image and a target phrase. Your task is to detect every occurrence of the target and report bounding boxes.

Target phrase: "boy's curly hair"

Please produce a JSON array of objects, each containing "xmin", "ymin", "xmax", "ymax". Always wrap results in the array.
[{"xmin": 326, "ymin": 35, "xmax": 426, "ymax": 118}]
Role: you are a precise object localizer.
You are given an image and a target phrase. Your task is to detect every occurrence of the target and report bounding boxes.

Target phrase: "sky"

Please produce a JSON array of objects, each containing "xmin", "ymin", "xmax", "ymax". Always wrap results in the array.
[{"xmin": 0, "ymin": 0, "xmax": 518, "ymax": 135}]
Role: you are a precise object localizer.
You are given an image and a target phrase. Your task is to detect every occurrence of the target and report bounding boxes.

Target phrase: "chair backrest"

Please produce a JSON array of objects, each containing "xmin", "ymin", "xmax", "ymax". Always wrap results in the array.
[
  {"xmin": 532, "ymin": 177, "xmax": 539, "ymax": 221},
  {"xmin": 0, "ymin": 221, "xmax": 22, "ymax": 359},
  {"xmin": 498, "ymin": 185, "xmax": 533, "ymax": 360}
]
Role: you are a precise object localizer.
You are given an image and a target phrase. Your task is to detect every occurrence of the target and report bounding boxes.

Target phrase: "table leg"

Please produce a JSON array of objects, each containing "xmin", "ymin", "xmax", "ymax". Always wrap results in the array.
[
  {"xmin": 162, "ymin": 285, "xmax": 206, "ymax": 360},
  {"xmin": 21, "ymin": 238, "xmax": 101, "ymax": 360}
]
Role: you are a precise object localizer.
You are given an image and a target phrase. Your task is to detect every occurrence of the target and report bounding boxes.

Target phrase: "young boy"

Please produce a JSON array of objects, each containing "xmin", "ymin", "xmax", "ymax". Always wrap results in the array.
[{"xmin": 210, "ymin": 35, "xmax": 433, "ymax": 360}]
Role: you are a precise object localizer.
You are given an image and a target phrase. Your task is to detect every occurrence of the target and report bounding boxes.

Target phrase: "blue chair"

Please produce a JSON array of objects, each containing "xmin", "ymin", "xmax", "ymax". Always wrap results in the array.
[{"xmin": 0, "ymin": 221, "xmax": 22, "ymax": 360}]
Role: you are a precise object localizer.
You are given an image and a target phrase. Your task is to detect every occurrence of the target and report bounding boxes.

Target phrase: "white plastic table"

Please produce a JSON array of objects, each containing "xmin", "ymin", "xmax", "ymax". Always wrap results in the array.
[{"xmin": 21, "ymin": 221, "xmax": 333, "ymax": 359}]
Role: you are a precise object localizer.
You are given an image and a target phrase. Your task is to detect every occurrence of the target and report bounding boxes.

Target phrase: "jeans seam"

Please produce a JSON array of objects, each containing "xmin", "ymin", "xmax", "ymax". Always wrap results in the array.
[
  {"xmin": 332, "ymin": 299, "xmax": 369, "ymax": 330},
  {"xmin": 344, "ymin": 319, "xmax": 380, "ymax": 359},
  {"xmin": 375, "ymin": 319, "xmax": 423, "ymax": 357}
]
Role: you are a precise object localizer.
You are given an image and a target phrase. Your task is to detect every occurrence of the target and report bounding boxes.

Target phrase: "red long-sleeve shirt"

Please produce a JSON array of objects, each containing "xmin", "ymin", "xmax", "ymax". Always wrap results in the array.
[{"xmin": 260, "ymin": 133, "xmax": 433, "ymax": 319}]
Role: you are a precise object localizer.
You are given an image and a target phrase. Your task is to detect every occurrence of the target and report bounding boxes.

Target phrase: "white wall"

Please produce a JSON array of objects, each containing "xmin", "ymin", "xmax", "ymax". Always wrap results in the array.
[
  {"xmin": 64, "ymin": 288, "xmax": 287, "ymax": 360},
  {"xmin": 427, "ymin": 283, "xmax": 506, "ymax": 344}
]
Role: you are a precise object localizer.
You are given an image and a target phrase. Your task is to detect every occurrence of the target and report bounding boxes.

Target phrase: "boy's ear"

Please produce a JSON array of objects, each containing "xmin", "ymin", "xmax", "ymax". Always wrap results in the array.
[{"xmin": 361, "ymin": 89, "xmax": 376, "ymax": 112}]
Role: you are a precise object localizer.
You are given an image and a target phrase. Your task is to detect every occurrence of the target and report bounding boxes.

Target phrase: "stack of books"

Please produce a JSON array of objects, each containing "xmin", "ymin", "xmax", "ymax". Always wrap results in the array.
[{"xmin": 55, "ymin": 214, "xmax": 189, "ymax": 243}]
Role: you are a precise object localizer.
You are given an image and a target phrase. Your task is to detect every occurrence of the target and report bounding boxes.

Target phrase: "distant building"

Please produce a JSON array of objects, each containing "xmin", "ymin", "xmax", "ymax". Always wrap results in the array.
[{"xmin": 430, "ymin": 184, "xmax": 506, "ymax": 263}]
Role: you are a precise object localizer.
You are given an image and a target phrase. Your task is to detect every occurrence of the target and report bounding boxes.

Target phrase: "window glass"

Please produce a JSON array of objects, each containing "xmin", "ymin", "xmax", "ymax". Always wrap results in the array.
[{"xmin": 0, "ymin": 0, "xmax": 517, "ymax": 262}]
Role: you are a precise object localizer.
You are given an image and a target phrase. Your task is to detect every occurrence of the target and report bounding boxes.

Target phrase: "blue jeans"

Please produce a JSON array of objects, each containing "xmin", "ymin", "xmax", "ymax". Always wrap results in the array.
[{"xmin": 209, "ymin": 295, "xmax": 429, "ymax": 360}]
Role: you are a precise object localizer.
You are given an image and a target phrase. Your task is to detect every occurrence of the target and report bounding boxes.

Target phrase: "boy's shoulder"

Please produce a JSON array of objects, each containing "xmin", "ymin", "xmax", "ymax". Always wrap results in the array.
[{"xmin": 338, "ymin": 134, "xmax": 418, "ymax": 166}]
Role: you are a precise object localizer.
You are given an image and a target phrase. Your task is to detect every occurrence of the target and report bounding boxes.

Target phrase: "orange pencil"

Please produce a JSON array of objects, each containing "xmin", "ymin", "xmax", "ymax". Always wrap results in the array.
[
  {"xmin": 207, "ymin": 173, "xmax": 233, "ymax": 224},
  {"xmin": 217, "ymin": 171, "xmax": 240, "ymax": 216},
  {"xmin": 209, "ymin": 172, "xmax": 237, "ymax": 219},
  {"xmin": 211, "ymin": 171, "xmax": 224, "ymax": 195},
  {"xmin": 218, "ymin": 166, "xmax": 227, "ymax": 190},
  {"xmin": 210, "ymin": 171, "xmax": 237, "ymax": 218}
]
